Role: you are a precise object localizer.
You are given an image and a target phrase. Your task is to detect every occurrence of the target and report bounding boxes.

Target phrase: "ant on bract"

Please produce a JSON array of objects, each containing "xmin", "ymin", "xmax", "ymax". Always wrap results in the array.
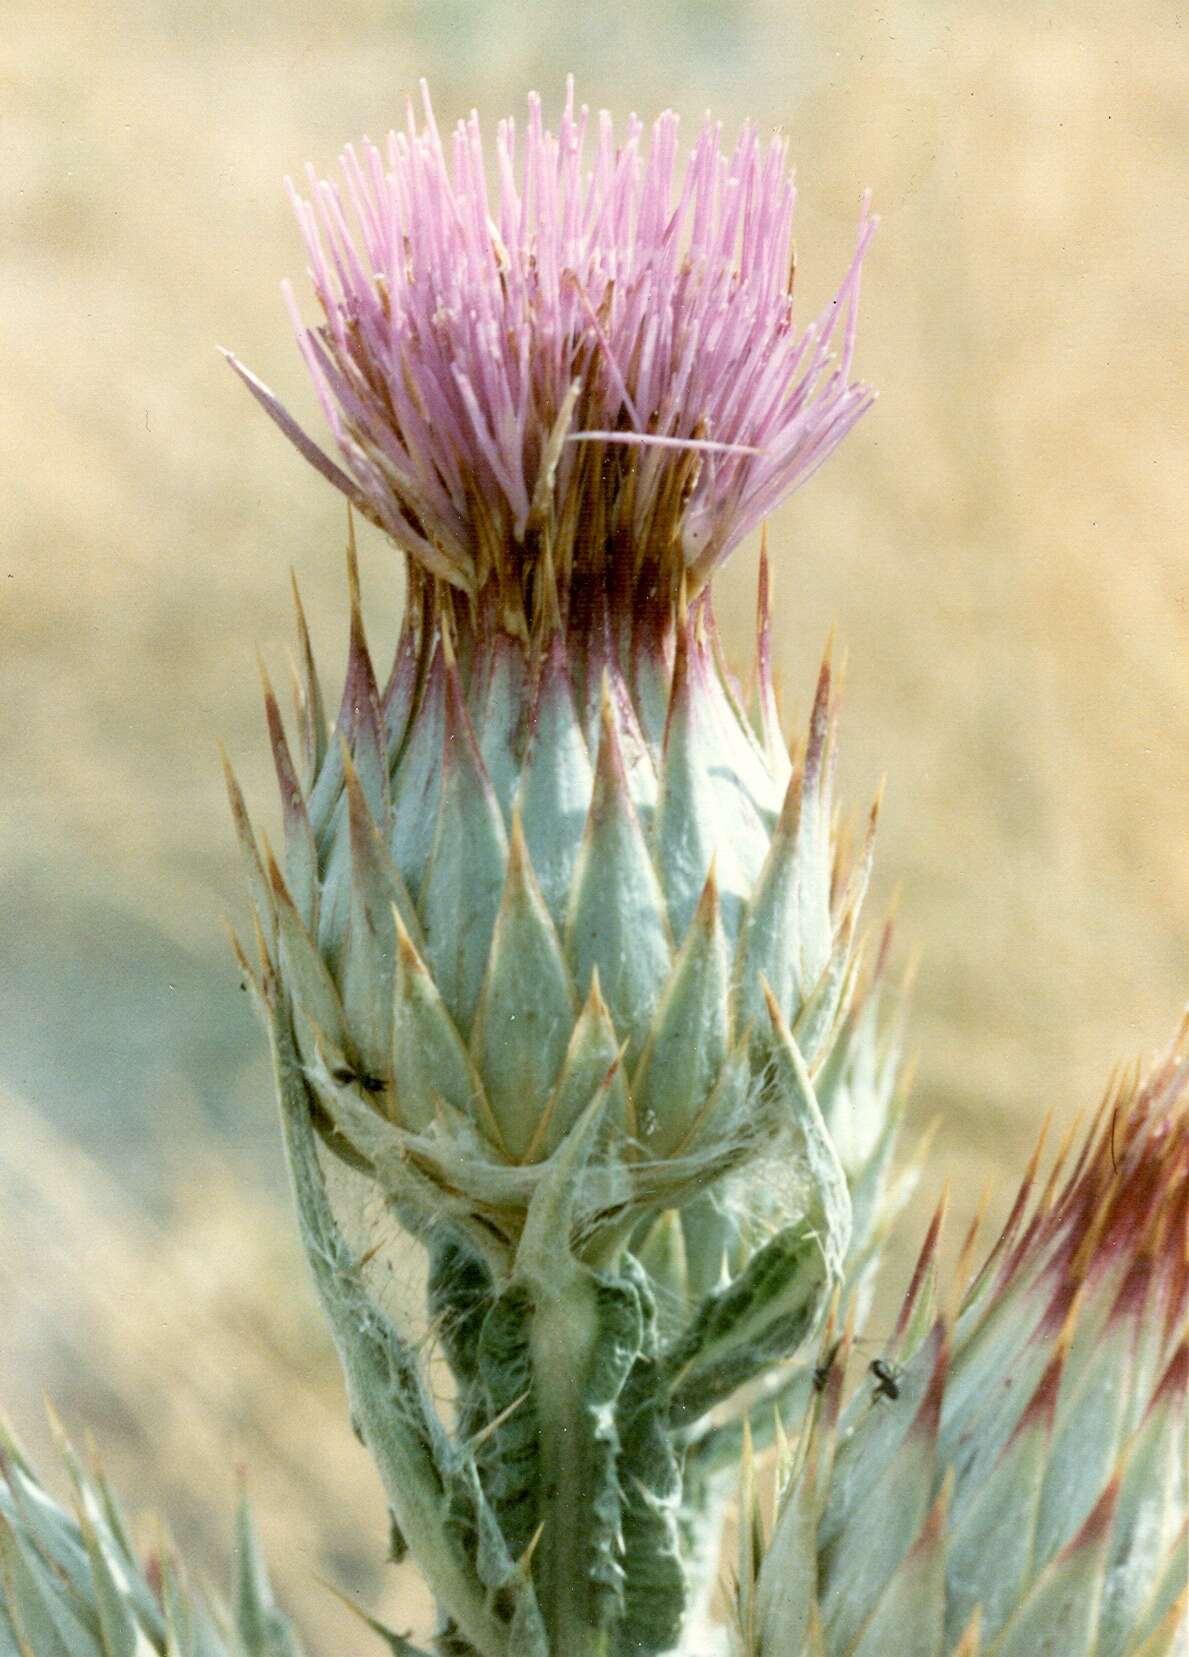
[
  {"xmin": 810, "ymin": 1334, "xmax": 895, "ymax": 1396},
  {"xmin": 869, "ymin": 1358, "xmax": 901, "ymax": 1401},
  {"xmin": 330, "ymin": 1061, "xmax": 388, "ymax": 1096}
]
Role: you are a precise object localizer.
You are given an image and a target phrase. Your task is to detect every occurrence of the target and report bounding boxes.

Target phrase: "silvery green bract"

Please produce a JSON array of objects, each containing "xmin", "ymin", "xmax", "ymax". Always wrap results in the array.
[
  {"xmin": 0, "ymin": 1421, "xmax": 301, "ymax": 1657},
  {"xmin": 229, "ymin": 542, "xmax": 876, "ymax": 1268},
  {"xmin": 733, "ymin": 1031, "xmax": 1189, "ymax": 1657}
]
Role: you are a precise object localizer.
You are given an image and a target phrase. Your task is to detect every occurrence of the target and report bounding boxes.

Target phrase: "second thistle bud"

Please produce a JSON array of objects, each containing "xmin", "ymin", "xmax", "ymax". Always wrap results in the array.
[{"xmin": 735, "ymin": 1029, "xmax": 1189, "ymax": 1657}]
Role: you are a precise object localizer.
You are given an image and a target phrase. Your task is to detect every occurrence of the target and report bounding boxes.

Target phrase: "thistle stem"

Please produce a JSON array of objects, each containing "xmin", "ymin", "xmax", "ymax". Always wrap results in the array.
[{"xmin": 530, "ymin": 1280, "xmax": 613, "ymax": 1657}]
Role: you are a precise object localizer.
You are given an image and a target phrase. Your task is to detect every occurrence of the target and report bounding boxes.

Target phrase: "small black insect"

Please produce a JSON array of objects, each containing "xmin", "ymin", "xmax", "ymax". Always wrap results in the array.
[
  {"xmin": 331, "ymin": 1063, "xmax": 387, "ymax": 1095},
  {"xmin": 869, "ymin": 1358, "xmax": 901, "ymax": 1401},
  {"xmin": 812, "ymin": 1339, "xmax": 843, "ymax": 1393}
]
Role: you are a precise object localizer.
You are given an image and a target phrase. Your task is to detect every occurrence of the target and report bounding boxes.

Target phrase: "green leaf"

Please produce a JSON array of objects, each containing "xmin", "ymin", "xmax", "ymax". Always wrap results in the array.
[
  {"xmin": 662, "ymin": 1220, "xmax": 832, "ymax": 1430},
  {"xmin": 272, "ymin": 1012, "xmax": 533, "ymax": 1657},
  {"xmin": 611, "ymin": 1263, "xmax": 686, "ymax": 1657}
]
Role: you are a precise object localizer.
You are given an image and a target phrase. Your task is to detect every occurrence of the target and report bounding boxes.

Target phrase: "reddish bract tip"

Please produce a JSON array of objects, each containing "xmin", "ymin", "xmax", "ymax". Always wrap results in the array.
[
  {"xmin": 1058, "ymin": 1471, "xmax": 1120, "ymax": 1560},
  {"xmin": 909, "ymin": 1319, "xmax": 950, "ymax": 1445},
  {"xmin": 893, "ymin": 1187, "xmax": 948, "ymax": 1348}
]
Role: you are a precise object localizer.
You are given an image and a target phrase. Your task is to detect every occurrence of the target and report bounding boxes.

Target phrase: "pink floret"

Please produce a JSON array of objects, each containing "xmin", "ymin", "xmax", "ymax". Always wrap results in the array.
[{"xmin": 231, "ymin": 80, "xmax": 876, "ymax": 595}]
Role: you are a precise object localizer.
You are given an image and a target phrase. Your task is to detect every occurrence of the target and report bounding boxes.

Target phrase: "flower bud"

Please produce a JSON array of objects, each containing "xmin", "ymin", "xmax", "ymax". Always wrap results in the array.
[{"xmin": 739, "ymin": 1024, "xmax": 1189, "ymax": 1657}]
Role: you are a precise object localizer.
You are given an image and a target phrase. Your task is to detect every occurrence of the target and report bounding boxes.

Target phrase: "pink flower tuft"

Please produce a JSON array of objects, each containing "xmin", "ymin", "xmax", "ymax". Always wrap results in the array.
[{"xmin": 229, "ymin": 80, "xmax": 876, "ymax": 606}]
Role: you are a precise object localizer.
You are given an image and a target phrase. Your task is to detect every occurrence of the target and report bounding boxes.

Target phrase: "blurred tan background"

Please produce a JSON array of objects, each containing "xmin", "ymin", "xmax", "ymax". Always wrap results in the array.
[{"xmin": 1, "ymin": 0, "xmax": 1185, "ymax": 1648}]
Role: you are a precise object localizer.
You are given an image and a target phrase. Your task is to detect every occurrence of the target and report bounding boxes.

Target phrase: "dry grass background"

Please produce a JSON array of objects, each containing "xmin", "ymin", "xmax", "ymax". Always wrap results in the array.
[{"xmin": 1, "ymin": 0, "xmax": 1185, "ymax": 1648}]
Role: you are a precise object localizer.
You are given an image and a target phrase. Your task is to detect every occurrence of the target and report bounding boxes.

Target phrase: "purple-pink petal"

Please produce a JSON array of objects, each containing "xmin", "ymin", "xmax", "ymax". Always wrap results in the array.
[{"xmin": 245, "ymin": 80, "xmax": 876, "ymax": 595}]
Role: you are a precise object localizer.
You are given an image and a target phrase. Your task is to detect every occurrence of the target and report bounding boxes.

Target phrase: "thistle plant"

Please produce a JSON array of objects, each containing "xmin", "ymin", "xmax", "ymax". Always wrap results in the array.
[
  {"xmin": 221, "ymin": 84, "xmax": 887, "ymax": 1657},
  {"xmin": 2, "ymin": 79, "xmax": 1183, "ymax": 1657}
]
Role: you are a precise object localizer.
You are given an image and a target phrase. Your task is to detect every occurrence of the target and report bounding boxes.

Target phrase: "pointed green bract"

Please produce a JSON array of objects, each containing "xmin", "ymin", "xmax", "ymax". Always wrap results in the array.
[
  {"xmin": 565, "ymin": 684, "xmax": 672, "ymax": 1065},
  {"xmin": 791, "ymin": 661, "xmax": 837, "ymax": 995},
  {"xmin": 821, "ymin": 1328, "xmax": 946, "ymax": 1652},
  {"xmin": 524, "ymin": 976, "xmax": 628, "ymax": 1162},
  {"xmin": 733, "ymin": 769, "xmax": 809, "ymax": 1042},
  {"xmin": 385, "ymin": 642, "xmax": 447, "ymax": 898},
  {"xmin": 655, "ymin": 625, "xmax": 771, "ymax": 948},
  {"xmin": 262, "ymin": 665, "xmax": 320, "ymax": 934},
  {"xmin": 391, "ymin": 915, "xmax": 495, "ymax": 1141},
  {"xmin": 238, "ymin": 552, "xmax": 877, "ymax": 1263},
  {"xmin": 943, "ymin": 1395, "xmax": 1052, "ymax": 1646},
  {"xmin": 476, "ymin": 632, "xmax": 531, "ymax": 819},
  {"xmin": 516, "ymin": 638, "xmax": 594, "ymax": 928},
  {"xmin": 418, "ymin": 661, "xmax": 509, "ymax": 1032},
  {"xmin": 849, "ymin": 1475, "xmax": 950, "ymax": 1657},
  {"xmin": 632, "ymin": 869, "xmax": 731, "ymax": 1159},
  {"xmin": 338, "ymin": 753, "xmax": 401, "ymax": 1084},
  {"xmin": 987, "ymin": 1483, "xmax": 1116, "ymax": 1657},
  {"xmin": 469, "ymin": 817, "xmax": 578, "ymax": 1161},
  {"xmin": 234, "ymin": 550, "xmax": 889, "ymax": 1656},
  {"xmin": 1099, "ymin": 1344, "xmax": 1188, "ymax": 1655}
]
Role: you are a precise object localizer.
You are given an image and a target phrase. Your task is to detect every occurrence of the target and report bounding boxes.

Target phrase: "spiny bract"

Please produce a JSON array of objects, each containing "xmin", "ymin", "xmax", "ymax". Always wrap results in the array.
[
  {"xmin": 229, "ymin": 539, "xmax": 878, "ymax": 1267},
  {"xmin": 225, "ymin": 83, "xmax": 902, "ymax": 1657}
]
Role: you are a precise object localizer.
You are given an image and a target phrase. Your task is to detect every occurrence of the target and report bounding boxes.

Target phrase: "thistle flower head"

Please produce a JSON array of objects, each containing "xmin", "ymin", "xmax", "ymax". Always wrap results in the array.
[
  {"xmin": 228, "ymin": 86, "xmax": 886, "ymax": 1294},
  {"xmin": 228, "ymin": 80, "xmax": 875, "ymax": 630},
  {"xmin": 737, "ymin": 1023, "xmax": 1189, "ymax": 1657}
]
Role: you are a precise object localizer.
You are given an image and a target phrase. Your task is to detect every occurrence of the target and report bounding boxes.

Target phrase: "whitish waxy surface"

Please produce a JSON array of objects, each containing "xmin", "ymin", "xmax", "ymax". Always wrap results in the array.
[
  {"xmin": 225, "ymin": 82, "xmax": 898, "ymax": 1657},
  {"xmin": 227, "ymin": 543, "xmax": 900, "ymax": 1657}
]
